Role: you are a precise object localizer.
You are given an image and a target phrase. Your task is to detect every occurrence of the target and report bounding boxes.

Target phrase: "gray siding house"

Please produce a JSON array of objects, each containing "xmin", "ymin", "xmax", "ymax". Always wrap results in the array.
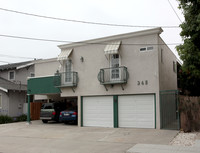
[
  {"xmin": 28, "ymin": 28, "xmax": 178, "ymax": 129},
  {"xmin": 0, "ymin": 61, "xmax": 34, "ymax": 117}
]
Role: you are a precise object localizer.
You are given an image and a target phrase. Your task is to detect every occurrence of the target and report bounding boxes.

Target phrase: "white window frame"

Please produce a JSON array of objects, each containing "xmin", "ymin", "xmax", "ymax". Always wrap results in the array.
[
  {"xmin": 8, "ymin": 70, "xmax": 15, "ymax": 80},
  {"xmin": 140, "ymin": 46, "xmax": 154, "ymax": 52},
  {"xmin": 0, "ymin": 94, "xmax": 2, "ymax": 109},
  {"xmin": 63, "ymin": 59, "xmax": 73, "ymax": 84},
  {"xmin": 109, "ymin": 54, "xmax": 121, "ymax": 81},
  {"xmin": 147, "ymin": 46, "xmax": 154, "ymax": 51}
]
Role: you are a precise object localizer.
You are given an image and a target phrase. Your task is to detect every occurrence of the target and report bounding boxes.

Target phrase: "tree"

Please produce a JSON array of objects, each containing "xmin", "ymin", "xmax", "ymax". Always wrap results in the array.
[{"xmin": 177, "ymin": 0, "xmax": 200, "ymax": 96}]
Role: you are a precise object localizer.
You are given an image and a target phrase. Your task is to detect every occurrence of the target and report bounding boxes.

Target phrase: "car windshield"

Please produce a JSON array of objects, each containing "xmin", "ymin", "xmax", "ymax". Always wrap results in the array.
[
  {"xmin": 64, "ymin": 106, "xmax": 77, "ymax": 111},
  {"xmin": 41, "ymin": 103, "xmax": 54, "ymax": 109}
]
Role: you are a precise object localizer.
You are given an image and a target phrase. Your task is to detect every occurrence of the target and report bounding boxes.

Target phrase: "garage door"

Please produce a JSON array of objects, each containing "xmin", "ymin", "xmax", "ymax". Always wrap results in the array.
[
  {"xmin": 83, "ymin": 96, "xmax": 113, "ymax": 127},
  {"xmin": 118, "ymin": 95, "xmax": 155, "ymax": 128}
]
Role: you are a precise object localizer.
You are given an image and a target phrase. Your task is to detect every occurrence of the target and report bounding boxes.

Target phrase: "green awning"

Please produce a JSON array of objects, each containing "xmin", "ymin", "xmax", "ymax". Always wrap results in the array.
[{"xmin": 27, "ymin": 76, "xmax": 60, "ymax": 95}]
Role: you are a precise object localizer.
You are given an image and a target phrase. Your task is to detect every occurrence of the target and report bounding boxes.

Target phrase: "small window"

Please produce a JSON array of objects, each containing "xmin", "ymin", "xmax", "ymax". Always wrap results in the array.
[
  {"xmin": 110, "ymin": 54, "xmax": 120, "ymax": 68},
  {"xmin": 30, "ymin": 72, "xmax": 35, "ymax": 77},
  {"xmin": 8, "ymin": 71, "xmax": 15, "ymax": 80},
  {"xmin": 147, "ymin": 46, "xmax": 153, "ymax": 51},
  {"xmin": 140, "ymin": 47, "xmax": 146, "ymax": 51},
  {"xmin": 140, "ymin": 46, "xmax": 153, "ymax": 52}
]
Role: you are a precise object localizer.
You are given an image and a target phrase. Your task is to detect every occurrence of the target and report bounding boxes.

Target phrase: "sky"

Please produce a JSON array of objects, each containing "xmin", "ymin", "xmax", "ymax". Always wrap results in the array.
[{"xmin": 0, "ymin": 0, "xmax": 184, "ymax": 65}]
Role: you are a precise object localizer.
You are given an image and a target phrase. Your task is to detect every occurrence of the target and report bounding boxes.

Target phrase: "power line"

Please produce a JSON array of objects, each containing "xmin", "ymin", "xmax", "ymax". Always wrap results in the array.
[
  {"xmin": 0, "ymin": 34, "xmax": 182, "ymax": 46},
  {"xmin": 0, "ymin": 54, "xmax": 36, "ymax": 60},
  {"xmin": 0, "ymin": 60, "xmax": 12, "ymax": 64},
  {"xmin": 167, "ymin": 0, "xmax": 182, "ymax": 23},
  {"xmin": 0, "ymin": 34, "xmax": 68, "ymax": 43},
  {"xmin": 0, "ymin": 7, "xmax": 180, "ymax": 29}
]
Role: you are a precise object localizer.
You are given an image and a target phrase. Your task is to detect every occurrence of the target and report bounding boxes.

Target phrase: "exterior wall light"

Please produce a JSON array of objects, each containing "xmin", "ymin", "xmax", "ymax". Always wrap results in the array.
[{"xmin": 80, "ymin": 56, "xmax": 84, "ymax": 62}]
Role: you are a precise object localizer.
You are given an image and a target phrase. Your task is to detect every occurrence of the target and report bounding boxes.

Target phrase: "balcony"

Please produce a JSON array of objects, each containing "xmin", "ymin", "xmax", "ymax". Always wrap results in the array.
[
  {"xmin": 54, "ymin": 71, "xmax": 78, "ymax": 87},
  {"xmin": 98, "ymin": 66, "xmax": 129, "ymax": 85}
]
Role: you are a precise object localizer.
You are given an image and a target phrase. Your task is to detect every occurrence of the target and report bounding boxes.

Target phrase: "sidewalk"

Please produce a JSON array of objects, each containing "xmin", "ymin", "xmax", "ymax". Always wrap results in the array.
[{"xmin": 127, "ymin": 140, "xmax": 200, "ymax": 153}]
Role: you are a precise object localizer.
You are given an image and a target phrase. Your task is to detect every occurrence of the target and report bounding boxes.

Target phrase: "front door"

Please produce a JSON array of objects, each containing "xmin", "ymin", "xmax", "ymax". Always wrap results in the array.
[
  {"xmin": 110, "ymin": 54, "xmax": 120, "ymax": 81},
  {"xmin": 65, "ymin": 59, "xmax": 72, "ymax": 83}
]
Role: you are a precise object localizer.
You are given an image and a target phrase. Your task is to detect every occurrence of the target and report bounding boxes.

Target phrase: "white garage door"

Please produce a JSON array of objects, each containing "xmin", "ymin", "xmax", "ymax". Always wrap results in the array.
[
  {"xmin": 83, "ymin": 96, "xmax": 113, "ymax": 127},
  {"xmin": 118, "ymin": 95, "xmax": 155, "ymax": 128}
]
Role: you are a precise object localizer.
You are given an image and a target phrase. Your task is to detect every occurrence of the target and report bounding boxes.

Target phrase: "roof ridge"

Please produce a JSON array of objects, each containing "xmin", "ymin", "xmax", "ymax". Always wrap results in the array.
[{"xmin": 0, "ymin": 60, "xmax": 34, "ymax": 71}]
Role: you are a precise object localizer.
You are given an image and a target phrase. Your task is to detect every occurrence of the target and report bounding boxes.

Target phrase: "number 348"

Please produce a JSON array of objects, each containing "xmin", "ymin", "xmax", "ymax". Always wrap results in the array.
[{"xmin": 137, "ymin": 80, "xmax": 148, "ymax": 85}]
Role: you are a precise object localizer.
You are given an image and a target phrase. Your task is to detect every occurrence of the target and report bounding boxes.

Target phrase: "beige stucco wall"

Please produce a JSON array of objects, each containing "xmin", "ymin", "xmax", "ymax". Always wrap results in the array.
[
  {"xmin": 158, "ymin": 37, "xmax": 177, "ymax": 91},
  {"xmin": 60, "ymin": 34, "xmax": 160, "ymax": 97},
  {"xmin": 33, "ymin": 59, "xmax": 60, "ymax": 101},
  {"xmin": 58, "ymin": 33, "xmax": 161, "ymax": 128},
  {"xmin": 33, "ymin": 28, "xmax": 178, "ymax": 129},
  {"xmin": 34, "ymin": 58, "xmax": 60, "ymax": 77}
]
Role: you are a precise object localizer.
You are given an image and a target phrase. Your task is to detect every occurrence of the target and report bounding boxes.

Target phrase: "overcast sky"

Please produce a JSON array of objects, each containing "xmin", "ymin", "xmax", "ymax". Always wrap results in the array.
[{"xmin": 0, "ymin": 0, "xmax": 184, "ymax": 65}]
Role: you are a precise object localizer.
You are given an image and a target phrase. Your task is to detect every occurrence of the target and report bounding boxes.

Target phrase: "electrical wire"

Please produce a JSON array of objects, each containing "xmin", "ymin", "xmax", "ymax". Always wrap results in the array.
[
  {"xmin": 0, "ymin": 60, "xmax": 12, "ymax": 64},
  {"xmin": 167, "ymin": 0, "xmax": 183, "ymax": 23},
  {"xmin": 0, "ymin": 34, "xmax": 67, "ymax": 43},
  {"xmin": 0, "ymin": 34, "xmax": 182, "ymax": 46},
  {"xmin": 0, "ymin": 54, "xmax": 36, "ymax": 60},
  {"xmin": 0, "ymin": 7, "xmax": 180, "ymax": 28}
]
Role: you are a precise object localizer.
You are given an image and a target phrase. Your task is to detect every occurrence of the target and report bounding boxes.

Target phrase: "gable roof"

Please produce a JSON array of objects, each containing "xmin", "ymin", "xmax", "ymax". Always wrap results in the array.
[
  {"xmin": 0, "ymin": 77, "xmax": 27, "ymax": 92},
  {"xmin": 0, "ymin": 60, "xmax": 34, "ymax": 71}
]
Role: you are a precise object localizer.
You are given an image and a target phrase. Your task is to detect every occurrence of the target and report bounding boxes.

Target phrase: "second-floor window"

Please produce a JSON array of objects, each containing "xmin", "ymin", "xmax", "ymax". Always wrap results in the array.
[
  {"xmin": 110, "ymin": 54, "xmax": 120, "ymax": 80},
  {"xmin": 8, "ymin": 71, "xmax": 15, "ymax": 80},
  {"xmin": 140, "ymin": 46, "xmax": 154, "ymax": 52},
  {"xmin": 65, "ymin": 59, "xmax": 72, "ymax": 83}
]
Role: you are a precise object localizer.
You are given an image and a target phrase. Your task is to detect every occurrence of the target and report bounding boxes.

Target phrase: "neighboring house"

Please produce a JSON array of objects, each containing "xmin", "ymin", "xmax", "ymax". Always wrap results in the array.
[
  {"xmin": 0, "ymin": 61, "xmax": 35, "ymax": 117},
  {"xmin": 28, "ymin": 27, "xmax": 178, "ymax": 129}
]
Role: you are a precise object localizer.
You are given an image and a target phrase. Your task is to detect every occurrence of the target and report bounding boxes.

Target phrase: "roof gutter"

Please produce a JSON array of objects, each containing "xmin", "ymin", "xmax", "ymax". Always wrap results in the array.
[
  {"xmin": 16, "ymin": 63, "xmax": 34, "ymax": 70},
  {"xmin": 0, "ymin": 87, "xmax": 8, "ymax": 93},
  {"xmin": 58, "ymin": 27, "xmax": 163, "ymax": 50}
]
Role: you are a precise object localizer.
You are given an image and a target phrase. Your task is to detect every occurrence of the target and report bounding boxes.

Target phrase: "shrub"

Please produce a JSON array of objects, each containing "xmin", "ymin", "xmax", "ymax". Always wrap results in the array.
[
  {"xmin": 16, "ymin": 114, "xmax": 27, "ymax": 122},
  {"xmin": 179, "ymin": 96, "xmax": 200, "ymax": 132},
  {"xmin": 0, "ymin": 115, "xmax": 13, "ymax": 124}
]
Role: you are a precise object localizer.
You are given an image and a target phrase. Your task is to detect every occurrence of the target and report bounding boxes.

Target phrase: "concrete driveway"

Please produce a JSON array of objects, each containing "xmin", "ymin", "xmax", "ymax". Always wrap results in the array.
[{"xmin": 0, "ymin": 120, "xmax": 178, "ymax": 153}]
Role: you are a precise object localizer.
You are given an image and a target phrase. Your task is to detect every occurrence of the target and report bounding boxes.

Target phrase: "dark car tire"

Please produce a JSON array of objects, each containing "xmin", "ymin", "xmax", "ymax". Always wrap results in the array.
[
  {"xmin": 42, "ymin": 120, "xmax": 48, "ymax": 123},
  {"xmin": 72, "ymin": 120, "xmax": 78, "ymax": 125},
  {"xmin": 64, "ymin": 121, "xmax": 69, "ymax": 124}
]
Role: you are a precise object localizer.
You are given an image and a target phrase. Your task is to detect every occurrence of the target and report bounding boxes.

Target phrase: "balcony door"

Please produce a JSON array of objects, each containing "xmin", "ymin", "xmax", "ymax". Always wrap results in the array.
[
  {"xmin": 65, "ymin": 59, "xmax": 72, "ymax": 83},
  {"xmin": 110, "ymin": 54, "xmax": 120, "ymax": 81}
]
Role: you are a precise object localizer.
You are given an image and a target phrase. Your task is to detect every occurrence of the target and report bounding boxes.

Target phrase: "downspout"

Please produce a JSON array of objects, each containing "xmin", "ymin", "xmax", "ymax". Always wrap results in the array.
[{"xmin": 27, "ymin": 89, "xmax": 31, "ymax": 124}]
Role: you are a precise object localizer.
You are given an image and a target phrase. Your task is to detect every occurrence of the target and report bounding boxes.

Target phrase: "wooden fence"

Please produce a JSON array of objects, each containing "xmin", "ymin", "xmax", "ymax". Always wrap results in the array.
[
  {"xmin": 179, "ymin": 96, "xmax": 200, "ymax": 132},
  {"xmin": 30, "ymin": 102, "xmax": 43, "ymax": 120}
]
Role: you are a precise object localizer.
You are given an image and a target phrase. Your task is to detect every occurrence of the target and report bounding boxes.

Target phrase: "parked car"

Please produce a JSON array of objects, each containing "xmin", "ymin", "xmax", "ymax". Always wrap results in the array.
[
  {"xmin": 40, "ymin": 102, "xmax": 66, "ymax": 123},
  {"xmin": 59, "ymin": 109, "xmax": 77, "ymax": 124}
]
